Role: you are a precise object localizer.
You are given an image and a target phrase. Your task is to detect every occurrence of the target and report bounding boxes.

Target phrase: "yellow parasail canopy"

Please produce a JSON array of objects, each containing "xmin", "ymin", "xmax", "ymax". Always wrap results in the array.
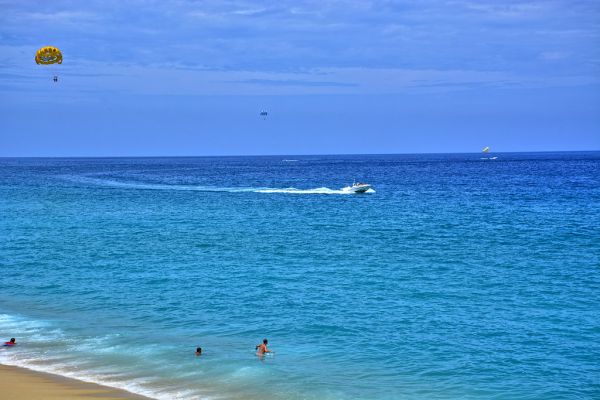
[
  {"xmin": 482, "ymin": 146, "xmax": 490, "ymax": 153},
  {"xmin": 35, "ymin": 46, "xmax": 63, "ymax": 65}
]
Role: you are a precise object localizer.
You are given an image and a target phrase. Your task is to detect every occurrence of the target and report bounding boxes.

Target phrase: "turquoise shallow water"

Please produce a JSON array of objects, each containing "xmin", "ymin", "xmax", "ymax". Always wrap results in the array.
[{"xmin": 0, "ymin": 153, "xmax": 599, "ymax": 399}]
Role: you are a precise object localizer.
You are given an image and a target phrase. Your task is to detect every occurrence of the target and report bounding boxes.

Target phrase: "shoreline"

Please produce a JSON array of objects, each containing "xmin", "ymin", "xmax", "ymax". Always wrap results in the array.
[{"xmin": 0, "ymin": 363, "xmax": 153, "ymax": 400}]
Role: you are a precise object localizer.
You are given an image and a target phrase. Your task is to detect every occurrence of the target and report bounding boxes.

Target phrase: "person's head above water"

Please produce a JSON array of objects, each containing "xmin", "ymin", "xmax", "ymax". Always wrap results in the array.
[
  {"xmin": 9, "ymin": 338, "xmax": 15, "ymax": 343},
  {"xmin": 263, "ymin": 339, "xmax": 268, "ymax": 345},
  {"xmin": 195, "ymin": 347, "xmax": 202, "ymax": 356}
]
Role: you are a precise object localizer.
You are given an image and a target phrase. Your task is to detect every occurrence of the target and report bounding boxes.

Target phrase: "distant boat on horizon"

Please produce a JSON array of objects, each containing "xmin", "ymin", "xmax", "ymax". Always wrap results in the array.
[{"xmin": 481, "ymin": 146, "xmax": 497, "ymax": 160}]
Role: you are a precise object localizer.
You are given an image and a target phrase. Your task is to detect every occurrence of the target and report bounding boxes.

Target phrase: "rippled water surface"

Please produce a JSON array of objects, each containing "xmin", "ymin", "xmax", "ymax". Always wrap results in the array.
[{"xmin": 1, "ymin": 153, "xmax": 599, "ymax": 399}]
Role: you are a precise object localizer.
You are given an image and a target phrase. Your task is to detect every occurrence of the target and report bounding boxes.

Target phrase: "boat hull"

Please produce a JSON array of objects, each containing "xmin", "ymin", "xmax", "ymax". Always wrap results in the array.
[{"xmin": 349, "ymin": 185, "xmax": 371, "ymax": 193}]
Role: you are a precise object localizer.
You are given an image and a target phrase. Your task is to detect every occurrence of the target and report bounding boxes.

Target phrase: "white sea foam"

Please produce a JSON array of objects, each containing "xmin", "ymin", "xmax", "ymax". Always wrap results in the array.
[
  {"xmin": 258, "ymin": 186, "xmax": 374, "ymax": 194},
  {"xmin": 256, "ymin": 187, "xmax": 350, "ymax": 194},
  {"xmin": 0, "ymin": 347, "xmax": 214, "ymax": 400},
  {"xmin": 0, "ymin": 313, "xmax": 217, "ymax": 400}
]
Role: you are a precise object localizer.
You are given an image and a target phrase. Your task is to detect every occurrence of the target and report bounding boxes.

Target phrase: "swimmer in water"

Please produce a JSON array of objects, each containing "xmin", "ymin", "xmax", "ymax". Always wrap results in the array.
[
  {"xmin": 255, "ymin": 338, "xmax": 273, "ymax": 356},
  {"xmin": 3, "ymin": 338, "xmax": 16, "ymax": 346},
  {"xmin": 195, "ymin": 347, "xmax": 202, "ymax": 356}
]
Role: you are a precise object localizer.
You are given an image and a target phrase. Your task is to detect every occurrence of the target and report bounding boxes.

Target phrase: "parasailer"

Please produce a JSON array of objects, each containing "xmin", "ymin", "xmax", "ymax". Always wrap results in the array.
[
  {"xmin": 260, "ymin": 111, "xmax": 268, "ymax": 119},
  {"xmin": 35, "ymin": 46, "xmax": 62, "ymax": 82}
]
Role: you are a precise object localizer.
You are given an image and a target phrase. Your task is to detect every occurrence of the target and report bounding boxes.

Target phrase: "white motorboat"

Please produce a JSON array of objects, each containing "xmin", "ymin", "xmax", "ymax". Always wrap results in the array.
[{"xmin": 348, "ymin": 182, "xmax": 372, "ymax": 193}]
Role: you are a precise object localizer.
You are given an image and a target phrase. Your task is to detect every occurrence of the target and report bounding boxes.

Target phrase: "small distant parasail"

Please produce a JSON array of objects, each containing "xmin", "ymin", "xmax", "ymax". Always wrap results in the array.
[
  {"xmin": 35, "ymin": 46, "xmax": 62, "ymax": 82},
  {"xmin": 482, "ymin": 146, "xmax": 490, "ymax": 153},
  {"xmin": 260, "ymin": 111, "xmax": 268, "ymax": 119}
]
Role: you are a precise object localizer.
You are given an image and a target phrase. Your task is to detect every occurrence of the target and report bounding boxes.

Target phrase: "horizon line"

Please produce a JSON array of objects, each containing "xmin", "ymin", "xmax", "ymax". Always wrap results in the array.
[{"xmin": 1, "ymin": 149, "xmax": 599, "ymax": 159}]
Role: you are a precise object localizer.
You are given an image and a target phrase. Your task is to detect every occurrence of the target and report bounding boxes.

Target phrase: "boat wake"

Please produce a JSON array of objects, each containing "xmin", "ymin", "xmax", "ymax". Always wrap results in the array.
[
  {"xmin": 256, "ymin": 187, "xmax": 374, "ymax": 195},
  {"xmin": 62, "ymin": 177, "xmax": 375, "ymax": 195}
]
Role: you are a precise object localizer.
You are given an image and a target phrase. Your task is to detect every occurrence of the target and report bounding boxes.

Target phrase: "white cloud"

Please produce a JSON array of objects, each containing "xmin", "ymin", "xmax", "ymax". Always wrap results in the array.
[
  {"xmin": 18, "ymin": 10, "xmax": 97, "ymax": 21},
  {"xmin": 457, "ymin": 1, "xmax": 547, "ymax": 18},
  {"xmin": 231, "ymin": 8, "xmax": 267, "ymax": 16},
  {"xmin": 539, "ymin": 51, "xmax": 570, "ymax": 61}
]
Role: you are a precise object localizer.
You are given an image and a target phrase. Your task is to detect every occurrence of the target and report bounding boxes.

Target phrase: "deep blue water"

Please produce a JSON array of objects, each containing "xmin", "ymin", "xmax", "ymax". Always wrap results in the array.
[{"xmin": 0, "ymin": 153, "xmax": 599, "ymax": 400}]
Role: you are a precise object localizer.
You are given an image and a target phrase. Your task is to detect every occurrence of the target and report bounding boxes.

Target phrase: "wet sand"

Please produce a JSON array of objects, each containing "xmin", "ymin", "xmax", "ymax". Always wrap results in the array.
[{"xmin": 0, "ymin": 364, "xmax": 151, "ymax": 400}]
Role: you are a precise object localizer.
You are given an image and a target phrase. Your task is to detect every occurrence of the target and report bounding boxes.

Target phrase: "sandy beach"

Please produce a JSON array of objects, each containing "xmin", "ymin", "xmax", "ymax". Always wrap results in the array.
[{"xmin": 0, "ymin": 364, "xmax": 150, "ymax": 400}]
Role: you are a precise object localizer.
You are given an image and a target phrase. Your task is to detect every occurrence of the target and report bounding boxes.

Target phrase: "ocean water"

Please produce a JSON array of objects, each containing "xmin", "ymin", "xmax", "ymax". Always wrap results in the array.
[{"xmin": 0, "ymin": 153, "xmax": 599, "ymax": 400}]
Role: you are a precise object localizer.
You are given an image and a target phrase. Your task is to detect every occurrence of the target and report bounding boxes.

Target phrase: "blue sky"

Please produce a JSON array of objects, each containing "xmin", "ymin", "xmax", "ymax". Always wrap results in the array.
[{"xmin": 1, "ymin": 0, "xmax": 599, "ymax": 156}]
